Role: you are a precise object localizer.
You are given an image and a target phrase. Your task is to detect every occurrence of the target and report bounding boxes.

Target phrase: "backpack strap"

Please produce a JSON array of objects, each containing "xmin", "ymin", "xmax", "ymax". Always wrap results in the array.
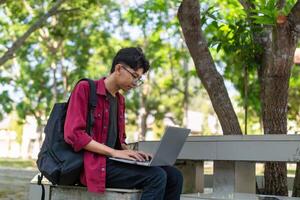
[
  {"xmin": 37, "ymin": 173, "xmax": 45, "ymax": 200},
  {"xmin": 85, "ymin": 79, "xmax": 97, "ymax": 135},
  {"xmin": 74, "ymin": 78, "xmax": 97, "ymax": 135}
]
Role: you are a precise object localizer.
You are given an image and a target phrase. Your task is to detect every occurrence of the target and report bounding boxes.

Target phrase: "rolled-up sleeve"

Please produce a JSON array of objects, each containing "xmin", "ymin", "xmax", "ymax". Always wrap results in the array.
[{"xmin": 64, "ymin": 81, "xmax": 92, "ymax": 152}]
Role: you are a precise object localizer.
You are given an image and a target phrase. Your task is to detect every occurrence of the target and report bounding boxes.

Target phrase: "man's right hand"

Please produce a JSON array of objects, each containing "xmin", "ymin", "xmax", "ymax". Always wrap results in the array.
[
  {"xmin": 111, "ymin": 149, "xmax": 146, "ymax": 161},
  {"xmin": 84, "ymin": 140, "xmax": 149, "ymax": 161}
]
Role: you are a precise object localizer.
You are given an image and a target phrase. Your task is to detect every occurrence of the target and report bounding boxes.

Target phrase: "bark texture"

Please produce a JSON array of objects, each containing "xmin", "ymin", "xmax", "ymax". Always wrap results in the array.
[{"xmin": 261, "ymin": 1, "xmax": 299, "ymax": 195}]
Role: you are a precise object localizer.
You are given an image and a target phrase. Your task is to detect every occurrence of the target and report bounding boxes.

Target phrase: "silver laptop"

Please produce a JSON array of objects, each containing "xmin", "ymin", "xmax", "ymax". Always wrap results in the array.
[{"xmin": 109, "ymin": 126, "xmax": 191, "ymax": 166}]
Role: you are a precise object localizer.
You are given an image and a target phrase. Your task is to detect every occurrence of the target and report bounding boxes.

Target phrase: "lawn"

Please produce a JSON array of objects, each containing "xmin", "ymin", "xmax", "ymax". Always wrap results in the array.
[{"xmin": 0, "ymin": 158, "xmax": 36, "ymax": 169}]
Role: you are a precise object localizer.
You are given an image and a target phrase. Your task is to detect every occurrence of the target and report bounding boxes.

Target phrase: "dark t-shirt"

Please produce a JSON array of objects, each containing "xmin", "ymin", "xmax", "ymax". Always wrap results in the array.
[{"xmin": 106, "ymin": 92, "xmax": 118, "ymax": 148}]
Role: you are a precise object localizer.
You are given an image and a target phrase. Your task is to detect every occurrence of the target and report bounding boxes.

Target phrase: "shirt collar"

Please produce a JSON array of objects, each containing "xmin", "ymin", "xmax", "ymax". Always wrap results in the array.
[{"xmin": 96, "ymin": 77, "xmax": 122, "ymax": 98}]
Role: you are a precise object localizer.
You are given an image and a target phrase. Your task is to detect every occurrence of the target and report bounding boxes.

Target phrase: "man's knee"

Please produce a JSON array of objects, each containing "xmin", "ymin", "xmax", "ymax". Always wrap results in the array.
[
  {"xmin": 173, "ymin": 167, "xmax": 184, "ymax": 184},
  {"xmin": 165, "ymin": 166, "xmax": 184, "ymax": 186},
  {"xmin": 149, "ymin": 167, "xmax": 167, "ymax": 187}
]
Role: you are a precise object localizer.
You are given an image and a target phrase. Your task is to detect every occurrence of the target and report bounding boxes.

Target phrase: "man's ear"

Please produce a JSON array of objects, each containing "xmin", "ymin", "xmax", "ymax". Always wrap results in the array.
[{"xmin": 114, "ymin": 64, "xmax": 122, "ymax": 75}]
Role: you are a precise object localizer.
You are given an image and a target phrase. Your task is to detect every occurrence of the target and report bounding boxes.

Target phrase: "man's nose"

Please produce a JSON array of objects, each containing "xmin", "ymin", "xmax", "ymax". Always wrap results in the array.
[{"xmin": 130, "ymin": 80, "xmax": 138, "ymax": 88}]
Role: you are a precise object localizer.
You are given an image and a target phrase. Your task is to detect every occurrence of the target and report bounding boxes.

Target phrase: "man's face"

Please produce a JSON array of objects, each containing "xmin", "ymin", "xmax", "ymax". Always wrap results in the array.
[{"xmin": 116, "ymin": 64, "xmax": 144, "ymax": 91}]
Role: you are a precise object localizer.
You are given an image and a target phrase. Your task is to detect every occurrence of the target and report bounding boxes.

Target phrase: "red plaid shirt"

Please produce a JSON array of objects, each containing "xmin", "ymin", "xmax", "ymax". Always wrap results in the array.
[{"xmin": 64, "ymin": 77, "xmax": 126, "ymax": 193}]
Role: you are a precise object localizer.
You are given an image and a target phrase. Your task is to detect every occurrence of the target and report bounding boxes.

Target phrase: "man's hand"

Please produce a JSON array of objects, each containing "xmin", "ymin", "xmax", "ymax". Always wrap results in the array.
[
  {"xmin": 111, "ymin": 149, "xmax": 152, "ymax": 162},
  {"xmin": 136, "ymin": 151, "xmax": 152, "ymax": 161}
]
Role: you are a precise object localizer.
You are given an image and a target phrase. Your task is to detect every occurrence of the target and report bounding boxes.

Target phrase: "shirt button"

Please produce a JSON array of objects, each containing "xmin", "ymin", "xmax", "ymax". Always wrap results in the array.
[
  {"xmin": 104, "ymin": 126, "xmax": 107, "ymax": 129},
  {"xmin": 101, "ymin": 168, "xmax": 105, "ymax": 172},
  {"xmin": 97, "ymin": 114, "xmax": 101, "ymax": 117},
  {"xmin": 105, "ymin": 109, "xmax": 108, "ymax": 112}
]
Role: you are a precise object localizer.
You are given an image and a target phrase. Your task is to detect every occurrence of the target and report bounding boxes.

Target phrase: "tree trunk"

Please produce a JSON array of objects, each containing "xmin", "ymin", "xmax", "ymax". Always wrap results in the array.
[
  {"xmin": 243, "ymin": 65, "xmax": 248, "ymax": 135},
  {"xmin": 293, "ymin": 164, "xmax": 300, "ymax": 196},
  {"xmin": 51, "ymin": 62, "xmax": 58, "ymax": 101},
  {"xmin": 139, "ymin": 107, "xmax": 148, "ymax": 141},
  {"xmin": 238, "ymin": 0, "xmax": 300, "ymax": 195},
  {"xmin": 264, "ymin": 162, "xmax": 288, "ymax": 195},
  {"xmin": 139, "ymin": 74, "xmax": 150, "ymax": 140},
  {"xmin": 259, "ymin": 16, "xmax": 297, "ymax": 195},
  {"xmin": 183, "ymin": 59, "xmax": 189, "ymax": 127},
  {"xmin": 177, "ymin": 0, "xmax": 242, "ymax": 135}
]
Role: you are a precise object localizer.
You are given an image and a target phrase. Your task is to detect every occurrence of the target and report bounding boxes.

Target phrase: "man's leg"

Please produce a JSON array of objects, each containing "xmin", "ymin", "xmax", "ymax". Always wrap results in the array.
[
  {"xmin": 160, "ymin": 166, "xmax": 183, "ymax": 200},
  {"xmin": 106, "ymin": 159, "xmax": 167, "ymax": 200}
]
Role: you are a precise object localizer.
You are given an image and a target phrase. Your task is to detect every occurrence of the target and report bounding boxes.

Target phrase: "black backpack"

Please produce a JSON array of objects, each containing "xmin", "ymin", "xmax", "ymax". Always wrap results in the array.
[{"xmin": 36, "ymin": 78, "xmax": 97, "ymax": 188}]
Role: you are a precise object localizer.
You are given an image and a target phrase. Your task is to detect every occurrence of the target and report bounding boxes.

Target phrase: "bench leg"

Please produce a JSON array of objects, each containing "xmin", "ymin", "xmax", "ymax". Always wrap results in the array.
[
  {"xmin": 195, "ymin": 161, "xmax": 204, "ymax": 193},
  {"xmin": 176, "ymin": 160, "xmax": 204, "ymax": 193},
  {"xmin": 213, "ymin": 161, "xmax": 255, "ymax": 194}
]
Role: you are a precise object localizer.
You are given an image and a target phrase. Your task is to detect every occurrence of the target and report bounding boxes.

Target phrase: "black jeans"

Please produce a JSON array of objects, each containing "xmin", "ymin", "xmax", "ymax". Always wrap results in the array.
[{"xmin": 105, "ymin": 159, "xmax": 183, "ymax": 200}]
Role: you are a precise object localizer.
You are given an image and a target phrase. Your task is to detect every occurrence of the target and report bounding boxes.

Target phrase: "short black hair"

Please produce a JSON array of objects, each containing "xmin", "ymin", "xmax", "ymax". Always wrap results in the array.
[{"xmin": 111, "ymin": 47, "xmax": 150, "ymax": 74}]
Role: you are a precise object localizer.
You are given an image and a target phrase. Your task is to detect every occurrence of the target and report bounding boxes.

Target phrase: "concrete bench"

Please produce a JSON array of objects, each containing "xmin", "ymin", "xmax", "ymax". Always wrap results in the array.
[
  {"xmin": 29, "ymin": 134, "xmax": 300, "ymax": 199},
  {"xmin": 29, "ymin": 174, "xmax": 141, "ymax": 200},
  {"xmin": 180, "ymin": 192, "xmax": 300, "ymax": 200},
  {"xmin": 135, "ymin": 134, "xmax": 300, "ymax": 195}
]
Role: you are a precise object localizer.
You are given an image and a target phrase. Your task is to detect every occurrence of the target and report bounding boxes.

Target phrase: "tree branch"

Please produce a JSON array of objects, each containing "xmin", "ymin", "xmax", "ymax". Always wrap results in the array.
[
  {"xmin": 0, "ymin": 0, "xmax": 6, "ymax": 5},
  {"xmin": 0, "ymin": 0, "xmax": 66, "ymax": 66},
  {"xmin": 238, "ymin": 0, "xmax": 255, "ymax": 11},
  {"xmin": 277, "ymin": 0, "xmax": 286, "ymax": 10},
  {"xmin": 288, "ymin": 0, "xmax": 300, "ymax": 37},
  {"xmin": 56, "ymin": 8, "xmax": 81, "ymax": 14},
  {"xmin": 177, "ymin": 0, "xmax": 242, "ymax": 135}
]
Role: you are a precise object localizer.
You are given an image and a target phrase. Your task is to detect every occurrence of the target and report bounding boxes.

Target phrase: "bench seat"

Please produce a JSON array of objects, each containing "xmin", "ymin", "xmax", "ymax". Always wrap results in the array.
[{"xmin": 29, "ymin": 174, "xmax": 142, "ymax": 200}]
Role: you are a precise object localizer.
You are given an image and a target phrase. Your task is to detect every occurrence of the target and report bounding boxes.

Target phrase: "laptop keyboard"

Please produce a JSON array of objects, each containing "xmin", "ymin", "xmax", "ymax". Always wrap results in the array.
[
  {"xmin": 137, "ymin": 159, "xmax": 151, "ymax": 163},
  {"xmin": 112, "ymin": 157, "xmax": 152, "ymax": 162}
]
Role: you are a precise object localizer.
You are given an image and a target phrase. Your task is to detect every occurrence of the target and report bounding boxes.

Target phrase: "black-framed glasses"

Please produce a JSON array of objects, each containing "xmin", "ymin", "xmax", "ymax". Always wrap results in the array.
[{"xmin": 121, "ymin": 65, "xmax": 144, "ymax": 86}]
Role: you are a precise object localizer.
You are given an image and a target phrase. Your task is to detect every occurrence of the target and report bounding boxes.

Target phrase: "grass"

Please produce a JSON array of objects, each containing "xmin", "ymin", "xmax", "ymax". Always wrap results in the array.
[
  {"xmin": 0, "ymin": 158, "xmax": 36, "ymax": 169},
  {"xmin": 0, "ymin": 191, "xmax": 6, "ymax": 198}
]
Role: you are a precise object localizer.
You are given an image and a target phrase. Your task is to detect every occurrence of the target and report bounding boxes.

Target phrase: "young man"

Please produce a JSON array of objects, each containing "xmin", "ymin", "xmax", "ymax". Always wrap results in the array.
[{"xmin": 64, "ymin": 47, "xmax": 183, "ymax": 200}]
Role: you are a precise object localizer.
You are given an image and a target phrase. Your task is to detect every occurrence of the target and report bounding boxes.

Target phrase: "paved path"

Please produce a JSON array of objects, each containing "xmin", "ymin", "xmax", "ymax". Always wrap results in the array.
[{"xmin": 0, "ymin": 167, "xmax": 38, "ymax": 200}]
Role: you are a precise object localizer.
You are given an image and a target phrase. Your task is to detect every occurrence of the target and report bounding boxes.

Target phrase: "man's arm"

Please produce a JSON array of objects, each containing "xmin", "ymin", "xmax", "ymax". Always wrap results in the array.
[
  {"xmin": 84, "ymin": 140, "xmax": 146, "ymax": 161},
  {"xmin": 84, "ymin": 140, "xmax": 115, "ymax": 156},
  {"xmin": 64, "ymin": 82, "xmax": 93, "ymax": 152},
  {"xmin": 121, "ymin": 143, "xmax": 128, "ymax": 150}
]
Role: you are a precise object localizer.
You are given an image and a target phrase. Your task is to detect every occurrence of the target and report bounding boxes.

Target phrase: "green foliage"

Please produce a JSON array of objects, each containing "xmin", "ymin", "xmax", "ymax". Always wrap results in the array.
[
  {"xmin": 200, "ymin": 0, "xmax": 299, "ymax": 134},
  {"xmin": 7, "ymin": 113, "xmax": 24, "ymax": 144},
  {"xmin": 251, "ymin": 0, "xmax": 297, "ymax": 25},
  {"xmin": 0, "ymin": 0, "xmax": 201, "ymax": 140},
  {"xmin": 0, "ymin": 91, "xmax": 13, "ymax": 120},
  {"xmin": 251, "ymin": 0, "xmax": 278, "ymax": 25},
  {"xmin": 288, "ymin": 64, "xmax": 300, "ymax": 122},
  {"xmin": 2, "ymin": 0, "xmax": 298, "ymax": 140},
  {"xmin": 0, "ymin": 0, "xmax": 121, "ymax": 130},
  {"xmin": 202, "ymin": 4, "xmax": 262, "ymax": 123},
  {"xmin": 122, "ymin": 0, "xmax": 198, "ymax": 133}
]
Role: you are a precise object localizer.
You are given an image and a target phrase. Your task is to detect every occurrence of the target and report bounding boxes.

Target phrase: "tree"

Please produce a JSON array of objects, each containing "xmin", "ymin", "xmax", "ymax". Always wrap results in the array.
[
  {"xmin": 178, "ymin": 0, "xmax": 300, "ymax": 196},
  {"xmin": 123, "ymin": 0, "xmax": 199, "ymax": 139},
  {"xmin": 0, "ymin": 0, "xmax": 201, "ymax": 147},
  {"xmin": 0, "ymin": 0, "xmax": 121, "ymax": 145}
]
